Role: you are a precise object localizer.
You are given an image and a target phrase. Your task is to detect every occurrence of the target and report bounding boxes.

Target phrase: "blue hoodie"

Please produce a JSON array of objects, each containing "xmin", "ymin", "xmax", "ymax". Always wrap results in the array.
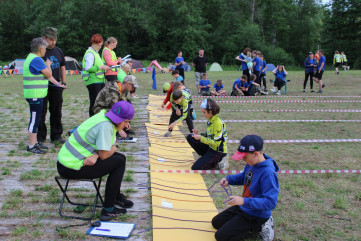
[{"xmin": 226, "ymin": 154, "xmax": 279, "ymax": 219}]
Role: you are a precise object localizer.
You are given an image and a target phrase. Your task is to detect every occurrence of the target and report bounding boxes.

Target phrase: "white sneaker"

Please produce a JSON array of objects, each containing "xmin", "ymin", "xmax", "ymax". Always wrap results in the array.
[
  {"xmin": 260, "ymin": 216, "xmax": 274, "ymax": 241},
  {"xmin": 270, "ymin": 87, "xmax": 276, "ymax": 93},
  {"xmin": 217, "ymin": 156, "xmax": 229, "ymax": 170},
  {"xmin": 276, "ymin": 90, "xmax": 280, "ymax": 95}
]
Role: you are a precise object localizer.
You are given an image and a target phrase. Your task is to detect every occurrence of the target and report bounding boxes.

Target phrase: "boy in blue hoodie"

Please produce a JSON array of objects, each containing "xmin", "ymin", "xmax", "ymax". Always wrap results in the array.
[{"xmin": 212, "ymin": 134, "xmax": 279, "ymax": 241}]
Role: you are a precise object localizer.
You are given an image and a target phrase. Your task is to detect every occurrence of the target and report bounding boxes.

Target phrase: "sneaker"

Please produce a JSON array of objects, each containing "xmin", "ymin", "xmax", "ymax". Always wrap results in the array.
[
  {"xmin": 302, "ymin": 89, "xmax": 305, "ymax": 93},
  {"xmin": 51, "ymin": 137, "xmax": 66, "ymax": 144},
  {"xmin": 100, "ymin": 207, "xmax": 127, "ymax": 221},
  {"xmin": 270, "ymin": 87, "xmax": 276, "ymax": 93},
  {"xmin": 118, "ymin": 136, "xmax": 133, "ymax": 141},
  {"xmin": 132, "ymin": 95, "xmax": 139, "ymax": 99},
  {"xmin": 27, "ymin": 145, "xmax": 46, "ymax": 154},
  {"xmin": 35, "ymin": 142, "xmax": 48, "ymax": 149},
  {"xmin": 316, "ymin": 90, "xmax": 323, "ymax": 93},
  {"xmin": 217, "ymin": 156, "xmax": 229, "ymax": 170},
  {"xmin": 125, "ymin": 129, "xmax": 136, "ymax": 135},
  {"xmin": 276, "ymin": 90, "xmax": 280, "ymax": 95},
  {"xmin": 115, "ymin": 193, "xmax": 134, "ymax": 209},
  {"xmin": 322, "ymin": 84, "xmax": 325, "ymax": 88},
  {"xmin": 164, "ymin": 131, "xmax": 171, "ymax": 137},
  {"xmin": 259, "ymin": 216, "xmax": 274, "ymax": 241},
  {"xmin": 310, "ymin": 90, "xmax": 315, "ymax": 93}
]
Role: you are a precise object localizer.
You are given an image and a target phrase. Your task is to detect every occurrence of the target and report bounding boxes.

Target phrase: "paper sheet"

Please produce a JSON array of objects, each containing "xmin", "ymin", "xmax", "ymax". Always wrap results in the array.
[{"xmin": 87, "ymin": 222, "xmax": 136, "ymax": 238}]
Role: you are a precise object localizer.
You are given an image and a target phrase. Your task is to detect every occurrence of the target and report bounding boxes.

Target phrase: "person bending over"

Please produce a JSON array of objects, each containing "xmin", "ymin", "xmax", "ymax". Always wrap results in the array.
[
  {"xmin": 187, "ymin": 99, "xmax": 228, "ymax": 170},
  {"xmin": 212, "ymin": 134, "xmax": 279, "ymax": 241},
  {"xmin": 57, "ymin": 101, "xmax": 134, "ymax": 221}
]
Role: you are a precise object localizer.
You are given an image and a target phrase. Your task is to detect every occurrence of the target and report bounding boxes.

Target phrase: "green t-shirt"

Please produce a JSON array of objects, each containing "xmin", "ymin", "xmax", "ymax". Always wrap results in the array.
[
  {"xmin": 117, "ymin": 69, "xmax": 127, "ymax": 83},
  {"xmin": 85, "ymin": 121, "xmax": 116, "ymax": 151}
]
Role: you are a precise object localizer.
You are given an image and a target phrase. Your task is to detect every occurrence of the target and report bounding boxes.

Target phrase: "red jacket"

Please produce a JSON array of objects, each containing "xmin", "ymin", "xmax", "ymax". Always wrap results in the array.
[{"xmin": 163, "ymin": 84, "xmax": 173, "ymax": 109}]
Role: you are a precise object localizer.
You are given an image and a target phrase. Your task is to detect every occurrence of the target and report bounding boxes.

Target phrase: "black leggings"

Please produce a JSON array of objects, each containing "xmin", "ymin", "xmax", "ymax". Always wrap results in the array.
[
  {"xmin": 274, "ymin": 78, "xmax": 284, "ymax": 90},
  {"xmin": 212, "ymin": 205, "xmax": 268, "ymax": 241},
  {"xmin": 87, "ymin": 83, "xmax": 105, "ymax": 117},
  {"xmin": 253, "ymin": 70, "xmax": 261, "ymax": 85},
  {"xmin": 169, "ymin": 107, "xmax": 194, "ymax": 133},
  {"xmin": 242, "ymin": 69, "xmax": 250, "ymax": 81},
  {"xmin": 304, "ymin": 72, "xmax": 314, "ymax": 89},
  {"xmin": 57, "ymin": 152, "xmax": 126, "ymax": 208},
  {"xmin": 186, "ymin": 134, "xmax": 226, "ymax": 170}
]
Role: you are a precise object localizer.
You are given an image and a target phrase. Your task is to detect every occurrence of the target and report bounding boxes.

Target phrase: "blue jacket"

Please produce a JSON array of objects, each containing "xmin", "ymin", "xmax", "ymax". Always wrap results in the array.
[
  {"xmin": 226, "ymin": 154, "xmax": 279, "ymax": 219},
  {"xmin": 304, "ymin": 57, "xmax": 317, "ymax": 73}
]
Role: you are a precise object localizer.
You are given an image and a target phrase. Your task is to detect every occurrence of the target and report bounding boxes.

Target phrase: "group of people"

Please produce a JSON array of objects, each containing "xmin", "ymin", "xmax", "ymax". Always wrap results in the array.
[
  {"xmin": 303, "ymin": 50, "xmax": 326, "ymax": 93},
  {"xmin": 0, "ymin": 63, "xmax": 15, "ymax": 78},
  {"xmin": 161, "ymin": 81, "xmax": 278, "ymax": 240},
  {"xmin": 21, "ymin": 27, "xmax": 280, "ymax": 239},
  {"xmin": 333, "ymin": 50, "xmax": 349, "ymax": 74}
]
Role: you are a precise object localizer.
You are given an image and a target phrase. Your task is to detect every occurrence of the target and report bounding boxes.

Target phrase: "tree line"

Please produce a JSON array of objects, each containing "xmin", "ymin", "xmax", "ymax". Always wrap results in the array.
[{"xmin": 0, "ymin": 0, "xmax": 360, "ymax": 68}]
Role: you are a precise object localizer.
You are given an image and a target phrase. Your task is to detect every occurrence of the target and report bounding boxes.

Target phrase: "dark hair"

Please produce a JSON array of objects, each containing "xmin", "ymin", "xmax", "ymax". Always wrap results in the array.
[
  {"xmin": 250, "ymin": 74, "xmax": 257, "ymax": 81},
  {"xmin": 241, "ymin": 75, "xmax": 248, "ymax": 80},
  {"xmin": 202, "ymin": 73, "xmax": 207, "ymax": 77},
  {"xmin": 319, "ymin": 49, "xmax": 324, "ymax": 54},
  {"xmin": 335, "ymin": 50, "xmax": 339, "ymax": 54},
  {"xmin": 217, "ymin": 80, "xmax": 222, "ymax": 85},
  {"xmin": 173, "ymin": 89, "xmax": 183, "ymax": 101},
  {"xmin": 257, "ymin": 51, "xmax": 261, "ymax": 55},
  {"xmin": 177, "ymin": 50, "xmax": 182, "ymax": 54},
  {"xmin": 90, "ymin": 34, "xmax": 103, "ymax": 44},
  {"xmin": 260, "ymin": 54, "xmax": 264, "ymax": 57},
  {"xmin": 172, "ymin": 81, "xmax": 183, "ymax": 90},
  {"xmin": 204, "ymin": 99, "xmax": 220, "ymax": 115},
  {"xmin": 172, "ymin": 69, "xmax": 179, "ymax": 75},
  {"xmin": 243, "ymin": 47, "xmax": 251, "ymax": 55},
  {"xmin": 252, "ymin": 50, "xmax": 257, "ymax": 54}
]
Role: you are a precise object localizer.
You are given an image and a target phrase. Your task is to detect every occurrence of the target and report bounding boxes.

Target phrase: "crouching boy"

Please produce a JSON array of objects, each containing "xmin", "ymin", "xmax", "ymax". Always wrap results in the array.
[{"xmin": 212, "ymin": 134, "xmax": 279, "ymax": 241}]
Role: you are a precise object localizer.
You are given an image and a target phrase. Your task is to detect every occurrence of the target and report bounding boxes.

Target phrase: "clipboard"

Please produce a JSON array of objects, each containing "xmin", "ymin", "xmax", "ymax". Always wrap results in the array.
[{"xmin": 87, "ymin": 221, "xmax": 136, "ymax": 239}]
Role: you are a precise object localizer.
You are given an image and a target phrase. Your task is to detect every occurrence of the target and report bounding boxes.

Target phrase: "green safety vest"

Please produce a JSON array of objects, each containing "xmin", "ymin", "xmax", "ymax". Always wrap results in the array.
[
  {"xmin": 58, "ymin": 110, "xmax": 116, "ymax": 170},
  {"xmin": 102, "ymin": 47, "xmax": 119, "ymax": 72},
  {"xmin": 202, "ymin": 114, "xmax": 228, "ymax": 153},
  {"xmin": 82, "ymin": 48, "xmax": 105, "ymax": 85},
  {"xmin": 341, "ymin": 54, "xmax": 347, "ymax": 62},
  {"xmin": 334, "ymin": 54, "xmax": 341, "ymax": 64},
  {"xmin": 23, "ymin": 53, "xmax": 48, "ymax": 98}
]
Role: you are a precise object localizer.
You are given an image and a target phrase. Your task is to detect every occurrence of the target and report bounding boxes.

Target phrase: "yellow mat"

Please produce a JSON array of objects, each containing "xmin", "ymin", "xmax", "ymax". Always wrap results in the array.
[{"xmin": 147, "ymin": 94, "xmax": 218, "ymax": 241}]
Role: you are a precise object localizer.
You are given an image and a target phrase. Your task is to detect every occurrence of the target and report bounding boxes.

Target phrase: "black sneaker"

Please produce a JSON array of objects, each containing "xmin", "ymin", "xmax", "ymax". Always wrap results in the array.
[
  {"xmin": 125, "ymin": 129, "xmax": 136, "ymax": 135},
  {"xmin": 27, "ymin": 146, "xmax": 46, "ymax": 154},
  {"xmin": 302, "ymin": 90, "xmax": 305, "ymax": 93},
  {"xmin": 35, "ymin": 142, "xmax": 48, "ymax": 150},
  {"xmin": 310, "ymin": 90, "xmax": 315, "ymax": 93},
  {"xmin": 115, "ymin": 193, "xmax": 134, "ymax": 209},
  {"xmin": 322, "ymin": 84, "xmax": 325, "ymax": 88},
  {"xmin": 51, "ymin": 137, "xmax": 66, "ymax": 144},
  {"xmin": 100, "ymin": 207, "xmax": 127, "ymax": 221}
]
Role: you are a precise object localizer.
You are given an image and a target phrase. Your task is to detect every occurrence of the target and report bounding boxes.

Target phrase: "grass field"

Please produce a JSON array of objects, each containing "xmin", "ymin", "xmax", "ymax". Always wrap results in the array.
[{"xmin": 0, "ymin": 69, "xmax": 360, "ymax": 240}]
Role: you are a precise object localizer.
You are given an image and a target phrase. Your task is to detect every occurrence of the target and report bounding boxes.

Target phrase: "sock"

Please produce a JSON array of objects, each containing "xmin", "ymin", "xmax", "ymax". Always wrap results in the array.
[
  {"xmin": 29, "ymin": 145, "xmax": 35, "ymax": 149},
  {"xmin": 103, "ymin": 207, "xmax": 114, "ymax": 213}
]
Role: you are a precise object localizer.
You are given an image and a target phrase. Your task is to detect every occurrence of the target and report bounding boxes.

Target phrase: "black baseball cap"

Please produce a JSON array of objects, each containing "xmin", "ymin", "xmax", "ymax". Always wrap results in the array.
[
  {"xmin": 232, "ymin": 135, "xmax": 264, "ymax": 161},
  {"xmin": 309, "ymin": 51, "xmax": 314, "ymax": 55}
]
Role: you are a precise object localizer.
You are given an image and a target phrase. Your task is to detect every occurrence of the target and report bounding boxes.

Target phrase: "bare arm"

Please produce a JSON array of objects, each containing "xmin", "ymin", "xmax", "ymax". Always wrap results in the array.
[
  {"xmin": 60, "ymin": 66, "xmax": 66, "ymax": 84},
  {"xmin": 98, "ymin": 145, "xmax": 117, "ymax": 160}
]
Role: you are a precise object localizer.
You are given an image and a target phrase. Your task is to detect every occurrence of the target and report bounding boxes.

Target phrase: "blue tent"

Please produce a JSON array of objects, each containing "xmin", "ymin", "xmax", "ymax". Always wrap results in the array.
[{"xmin": 266, "ymin": 63, "xmax": 276, "ymax": 72}]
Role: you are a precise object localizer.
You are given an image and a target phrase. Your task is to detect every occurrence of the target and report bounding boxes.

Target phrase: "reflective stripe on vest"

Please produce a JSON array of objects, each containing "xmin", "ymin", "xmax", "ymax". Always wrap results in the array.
[
  {"xmin": 58, "ymin": 110, "xmax": 116, "ymax": 170},
  {"xmin": 23, "ymin": 53, "xmax": 48, "ymax": 98},
  {"xmin": 82, "ymin": 48, "xmax": 105, "ymax": 85}
]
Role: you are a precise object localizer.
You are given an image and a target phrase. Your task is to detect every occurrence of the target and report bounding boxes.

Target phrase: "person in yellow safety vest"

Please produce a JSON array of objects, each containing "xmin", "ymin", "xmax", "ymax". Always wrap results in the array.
[
  {"xmin": 187, "ymin": 98, "xmax": 228, "ymax": 170},
  {"xmin": 23, "ymin": 38, "xmax": 66, "ymax": 154},
  {"xmin": 117, "ymin": 64, "xmax": 131, "ymax": 83},
  {"xmin": 57, "ymin": 101, "xmax": 135, "ymax": 221},
  {"xmin": 102, "ymin": 37, "xmax": 123, "ymax": 83},
  {"xmin": 341, "ymin": 51, "xmax": 350, "ymax": 71},
  {"xmin": 82, "ymin": 34, "xmax": 110, "ymax": 117},
  {"xmin": 333, "ymin": 50, "xmax": 342, "ymax": 74}
]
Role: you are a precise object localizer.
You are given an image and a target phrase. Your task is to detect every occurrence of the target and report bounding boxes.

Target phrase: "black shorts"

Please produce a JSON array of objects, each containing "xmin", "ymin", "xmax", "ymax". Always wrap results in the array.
[
  {"xmin": 343, "ymin": 62, "xmax": 348, "ymax": 66},
  {"xmin": 335, "ymin": 62, "xmax": 341, "ymax": 68},
  {"xmin": 314, "ymin": 71, "xmax": 324, "ymax": 80}
]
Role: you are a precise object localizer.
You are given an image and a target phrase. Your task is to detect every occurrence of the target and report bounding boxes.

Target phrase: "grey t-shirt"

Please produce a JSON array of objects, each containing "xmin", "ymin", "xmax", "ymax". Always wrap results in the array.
[{"xmin": 85, "ymin": 121, "xmax": 116, "ymax": 151}]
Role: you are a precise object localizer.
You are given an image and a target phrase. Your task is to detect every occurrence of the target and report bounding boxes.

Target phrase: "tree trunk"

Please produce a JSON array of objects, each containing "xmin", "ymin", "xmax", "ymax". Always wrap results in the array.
[{"xmin": 251, "ymin": 0, "xmax": 256, "ymax": 23}]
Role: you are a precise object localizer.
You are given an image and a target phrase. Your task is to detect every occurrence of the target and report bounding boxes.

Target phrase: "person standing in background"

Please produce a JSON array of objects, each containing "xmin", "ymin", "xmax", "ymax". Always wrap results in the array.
[
  {"xmin": 102, "ymin": 37, "xmax": 123, "ymax": 83},
  {"xmin": 313, "ymin": 49, "xmax": 326, "ymax": 93},
  {"xmin": 38, "ymin": 27, "xmax": 67, "ymax": 145},
  {"xmin": 303, "ymin": 52, "xmax": 317, "ymax": 93},
  {"xmin": 175, "ymin": 51, "xmax": 185, "ymax": 82},
  {"xmin": 82, "ymin": 34, "xmax": 110, "ymax": 117},
  {"xmin": 235, "ymin": 48, "xmax": 251, "ymax": 81},
  {"xmin": 341, "ymin": 51, "xmax": 350, "ymax": 71},
  {"xmin": 333, "ymin": 50, "xmax": 341, "ymax": 74},
  {"xmin": 252, "ymin": 50, "xmax": 261, "ymax": 85},
  {"xmin": 193, "ymin": 49, "xmax": 208, "ymax": 94}
]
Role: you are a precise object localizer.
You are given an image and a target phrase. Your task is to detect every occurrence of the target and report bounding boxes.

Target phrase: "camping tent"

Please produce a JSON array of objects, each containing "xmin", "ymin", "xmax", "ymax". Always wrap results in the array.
[
  {"xmin": 65, "ymin": 56, "xmax": 81, "ymax": 71},
  {"xmin": 8, "ymin": 59, "xmax": 25, "ymax": 74},
  {"xmin": 266, "ymin": 63, "xmax": 276, "ymax": 72},
  {"xmin": 147, "ymin": 60, "xmax": 164, "ymax": 72},
  {"xmin": 129, "ymin": 59, "xmax": 144, "ymax": 69},
  {"xmin": 209, "ymin": 62, "xmax": 223, "ymax": 71}
]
